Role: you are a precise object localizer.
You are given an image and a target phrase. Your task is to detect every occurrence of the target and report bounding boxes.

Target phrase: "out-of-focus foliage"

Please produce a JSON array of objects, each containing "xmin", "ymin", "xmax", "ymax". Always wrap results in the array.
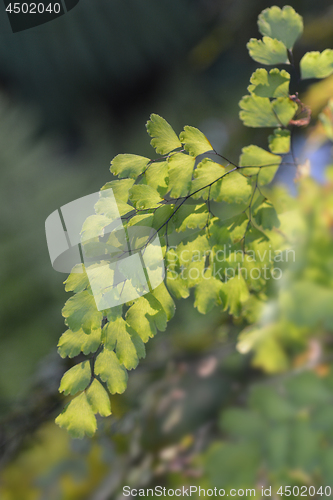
[{"xmin": 2, "ymin": 1, "xmax": 333, "ymax": 499}]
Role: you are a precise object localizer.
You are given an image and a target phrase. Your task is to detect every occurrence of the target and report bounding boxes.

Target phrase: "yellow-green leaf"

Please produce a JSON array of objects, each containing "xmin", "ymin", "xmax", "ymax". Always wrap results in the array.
[
  {"xmin": 239, "ymin": 145, "xmax": 281, "ymax": 185},
  {"xmin": 110, "ymin": 154, "xmax": 150, "ymax": 179},
  {"xmin": 258, "ymin": 6, "xmax": 303, "ymax": 50},
  {"xmin": 102, "ymin": 317, "xmax": 145, "ymax": 370},
  {"xmin": 59, "ymin": 361, "xmax": 91, "ymax": 396},
  {"xmin": 95, "ymin": 349, "xmax": 128, "ymax": 394},
  {"xmin": 55, "ymin": 392, "xmax": 97, "ymax": 439},
  {"xmin": 86, "ymin": 379, "xmax": 111, "ymax": 417},
  {"xmin": 239, "ymin": 95, "xmax": 296, "ymax": 128},
  {"xmin": 268, "ymin": 128, "xmax": 290, "ymax": 154},
  {"xmin": 179, "ymin": 125, "xmax": 213, "ymax": 157},
  {"xmin": 247, "ymin": 37, "xmax": 288, "ymax": 65},
  {"xmin": 300, "ymin": 50, "xmax": 333, "ymax": 80},
  {"xmin": 126, "ymin": 294, "xmax": 168, "ymax": 342},
  {"xmin": 62, "ymin": 291, "xmax": 103, "ymax": 334},
  {"xmin": 129, "ymin": 184, "xmax": 162, "ymax": 210},
  {"xmin": 248, "ymin": 68, "xmax": 290, "ymax": 98},
  {"xmin": 58, "ymin": 328, "xmax": 102, "ymax": 358},
  {"xmin": 146, "ymin": 114, "xmax": 182, "ymax": 154},
  {"xmin": 168, "ymin": 153, "xmax": 196, "ymax": 198}
]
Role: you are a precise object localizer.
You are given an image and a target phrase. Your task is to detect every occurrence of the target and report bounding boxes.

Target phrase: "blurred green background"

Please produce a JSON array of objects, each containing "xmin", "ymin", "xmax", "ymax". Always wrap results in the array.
[{"xmin": 1, "ymin": 1, "xmax": 333, "ymax": 498}]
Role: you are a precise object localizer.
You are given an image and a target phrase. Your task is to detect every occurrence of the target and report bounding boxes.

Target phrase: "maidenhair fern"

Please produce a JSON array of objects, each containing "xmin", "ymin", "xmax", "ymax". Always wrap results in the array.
[{"xmin": 55, "ymin": 5, "xmax": 333, "ymax": 437}]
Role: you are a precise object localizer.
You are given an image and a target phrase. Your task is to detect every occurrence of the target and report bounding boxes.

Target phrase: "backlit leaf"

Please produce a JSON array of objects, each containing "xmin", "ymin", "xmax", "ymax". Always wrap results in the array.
[
  {"xmin": 102, "ymin": 317, "xmax": 145, "ymax": 370},
  {"xmin": 223, "ymin": 274, "xmax": 250, "ymax": 317},
  {"xmin": 173, "ymin": 203, "xmax": 208, "ymax": 232},
  {"xmin": 101, "ymin": 179, "xmax": 135, "ymax": 200},
  {"xmin": 254, "ymin": 201, "xmax": 280, "ymax": 230},
  {"xmin": 55, "ymin": 392, "xmax": 97, "ymax": 439},
  {"xmin": 129, "ymin": 184, "xmax": 162, "ymax": 209},
  {"xmin": 268, "ymin": 128, "xmax": 291, "ymax": 154},
  {"xmin": 300, "ymin": 50, "xmax": 333, "ymax": 80},
  {"xmin": 168, "ymin": 153, "xmax": 196, "ymax": 198},
  {"xmin": 258, "ymin": 6, "xmax": 303, "ymax": 50},
  {"xmin": 62, "ymin": 291, "xmax": 103, "ymax": 334},
  {"xmin": 239, "ymin": 94, "xmax": 296, "ymax": 127},
  {"xmin": 194, "ymin": 268, "xmax": 224, "ymax": 314},
  {"xmin": 248, "ymin": 68, "xmax": 290, "ymax": 98},
  {"xmin": 145, "ymin": 161, "xmax": 169, "ymax": 195},
  {"xmin": 247, "ymin": 37, "xmax": 288, "ymax": 65},
  {"xmin": 151, "ymin": 282, "xmax": 176, "ymax": 321},
  {"xmin": 86, "ymin": 379, "xmax": 111, "ymax": 417},
  {"xmin": 179, "ymin": 125, "xmax": 213, "ymax": 157},
  {"xmin": 59, "ymin": 361, "xmax": 91, "ymax": 396},
  {"xmin": 64, "ymin": 265, "xmax": 89, "ymax": 294},
  {"xmin": 126, "ymin": 294, "xmax": 168, "ymax": 342},
  {"xmin": 239, "ymin": 145, "xmax": 281, "ymax": 185},
  {"xmin": 110, "ymin": 154, "xmax": 150, "ymax": 179},
  {"xmin": 95, "ymin": 348, "xmax": 128, "ymax": 394},
  {"xmin": 191, "ymin": 158, "xmax": 225, "ymax": 200},
  {"xmin": 146, "ymin": 114, "xmax": 182, "ymax": 154},
  {"xmin": 95, "ymin": 184, "xmax": 133, "ymax": 217},
  {"xmin": 58, "ymin": 328, "xmax": 102, "ymax": 358},
  {"xmin": 213, "ymin": 171, "xmax": 252, "ymax": 204}
]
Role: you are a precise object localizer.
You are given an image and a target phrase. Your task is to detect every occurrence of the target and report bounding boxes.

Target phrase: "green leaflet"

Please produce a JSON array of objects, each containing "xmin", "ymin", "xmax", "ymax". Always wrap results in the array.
[
  {"xmin": 125, "ymin": 294, "xmax": 168, "ymax": 343},
  {"xmin": 223, "ymin": 274, "xmax": 250, "ymax": 317},
  {"xmin": 150, "ymin": 282, "xmax": 176, "ymax": 321},
  {"xmin": 239, "ymin": 95, "xmax": 297, "ymax": 127},
  {"xmin": 194, "ymin": 268, "xmax": 224, "ymax": 314},
  {"xmin": 173, "ymin": 204, "xmax": 208, "ymax": 232},
  {"xmin": 254, "ymin": 201, "xmax": 280, "ymax": 230},
  {"xmin": 191, "ymin": 158, "xmax": 225, "ymax": 200},
  {"xmin": 102, "ymin": 317, "xmax": 145, "ymax": 370},
  {"xmin": 168, "ymin": 233, "xmax": 210, "ymax": 293},
  {"xmin": 62, "ymin": 291, "xmax": 103, "ymax": 334},
  {"xmin": 179, "ymin": 125, "xmax": 213, "ymax": 157},
  {"xmin": 81, "ymin": 214, "xmax": 114, "ymax": 242},
  {"xmin": 209, "ymin": 213, "xmax": 249, "ymax": 248},
  {"xmin": 95, "ymin": 348, "xmax": 128, "ymax": 394},
  {"xmin": 110, "ymin": 154, "xmax": 150, "ymax": 179},
  {"xmin": 101, "ymin": 178, "xmax": 135, "ymax": 200},
  {"xmin": 146, "ymin": 114, "xmax": 182, "ymax": 154},
  {"xmin": 248, "ymin": 68, "xmax": 290, "ymax": 98},
  {"xmin": 258, "ymin": 6, "xmax": 303, "ymax": 50},
  {"xmin": 55, "ymin": 392, "xmax": 97, "ymax": 439},
  {"xmin": 213, "ymin": 171, "xmax": 252, "ymax": 204},
  {"xmin": 129, "ymin": 184, "xmax": 162, "ymax": 209},
  {"xmin": 152, "ymin": 204, "xmax": 175, "ymax": 232},
  {"xmin": 86, "ymin": 379, "xmax": 111, "ymax": 417},
  {"xmin": 300, "ymin": 50, "xmax": 333, "ymax": 80},
  {"xmin": 59, "ymin": 361, "xmax": 91, "ymax": 396},
  {"xmin": 247, "ymin": 37, "xmax": 288, "ymax": 66},
  {"xmin": 268, "ymin": 128, "xmax": 290, "ymax": 154},
  {"xmin": 239, "ymin": 145, "xmax": 281, "ymax": 185},
  {"xmin": 145, "ymin": 161, "xmax": 169, "ymax": 195},
  {"xmin": 95, "ymin": 184, "xmax": 133, "ymax": 217},
  {"xmin": 167, "ymin": 153, "xmax": 196, "ymax": 198},
  {"xmin": 64, "ymin": 265, "xmax": 89, "ymax": 294},
  {"xmin": 58, "ymin": 328, "xmax": 102, "ymax": 358}
]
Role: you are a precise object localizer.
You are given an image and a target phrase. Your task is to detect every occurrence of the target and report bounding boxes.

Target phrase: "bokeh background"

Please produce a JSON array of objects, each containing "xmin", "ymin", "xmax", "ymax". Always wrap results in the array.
[{"xmin": 1, "ymin": 1, "xmax": 333, "ymax": 498}]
